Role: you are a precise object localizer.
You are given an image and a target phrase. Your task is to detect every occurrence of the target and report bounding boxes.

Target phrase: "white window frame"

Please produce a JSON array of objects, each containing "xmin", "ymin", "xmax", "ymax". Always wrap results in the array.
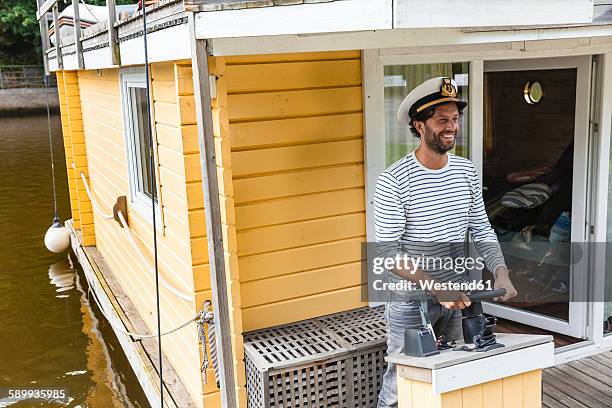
[
  {"xmin": 362, "ymin": 47, "xmax": 612, "ymax": 361},
  {"xmin": 120, "ymin": 69, "xmax": 162, "ymax": 227}
]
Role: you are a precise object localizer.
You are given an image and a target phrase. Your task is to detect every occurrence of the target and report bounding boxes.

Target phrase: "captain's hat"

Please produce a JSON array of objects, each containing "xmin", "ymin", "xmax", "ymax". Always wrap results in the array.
[{"xmin": 397, "ymin": 77, "xmax": 467, "ymax": 126}]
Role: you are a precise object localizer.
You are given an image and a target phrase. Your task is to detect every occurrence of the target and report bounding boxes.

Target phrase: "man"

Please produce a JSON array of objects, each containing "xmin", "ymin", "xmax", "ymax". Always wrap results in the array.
[{"xmin": 374, "ymin": 77, "xmax": 517, "ymax": 408}]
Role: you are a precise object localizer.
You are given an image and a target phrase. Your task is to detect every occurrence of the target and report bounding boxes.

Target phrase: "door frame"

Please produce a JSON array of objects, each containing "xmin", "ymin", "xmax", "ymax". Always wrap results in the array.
[{"xmin": 480, "ymin": 56, "xmax": 591, "ymax": 338}]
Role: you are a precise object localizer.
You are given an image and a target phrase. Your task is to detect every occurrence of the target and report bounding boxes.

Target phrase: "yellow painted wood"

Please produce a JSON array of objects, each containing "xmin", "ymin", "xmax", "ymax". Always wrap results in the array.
[
  {"xmin": 231, "ymin": 139, "xmax": 363, "ymax": 177},
  {"xmin": 238, "ymin": 237, "xmax": 364, "ymax": 282},
  {"xmin": 152, "ymin": 80, "xmax": 177, "ymax": 104},
  {"xmin": 225, "ymin": 50, "xmax": 361, "ymax": 64},
  {"xmin": 227, "ymin": 86, "xmax": 362, "ymax": 122},
  {"xmin": 411, "ymin": 380, "xmax": 435, "ymax": 407},
  {"xmin": 398, "ymin": 377, "xmax": 413, "ymax": 408},
  {"xmin": 154, "ymin": 101, "xmax": 182, "ymax": 126},
  {"xmin": 439, "ymin": 389, "xmax": 463, "ymax": 408},
  {"xmin": 235, "ymin": 188, "xmax": 364, "ymax": 231},
  {"xmin": 461, "ymin": 383, "xmax": 483, "ymax": 408},
  {"xmin": 522, "ymin": 370, "xmax": 542, "ymax": 408},
  {"xmin": 225, "ymin": 59, "xmax": 361, "ymax": 93},
  {"xmin": 178, "ymin": 95, "xmax": 197, "ymax": 125},
  {"xmin": 502, "ymin": 374, "xmax": 523, "ymax": 408},
  {"xmin": 482, "ymin": 378, "xmax": 503, "ymax": 408},
  {"xmin": 229, "ymin": 112, "xmax": 363, "ymax": 150},
  {"xmin": 397, "ymin": 371, "xmax": 541, "ymax": 408},
  {"xmin": 240, "ymin": 261, "xmax": 363, "ymax": 307},
  {"xmin": 241, "ymin": 285, "xmax": 366, "ymax": 331},
  {"xmin": 233, "ymin": 164, "xmax": 364, "ymax": 204},
  {"xmin": 74, "ymin": 66, "xmax": 207, "ymax": 405},
  {"xmin": 237, "ymin": 212, "xmax": 365, "ymax": 256}
]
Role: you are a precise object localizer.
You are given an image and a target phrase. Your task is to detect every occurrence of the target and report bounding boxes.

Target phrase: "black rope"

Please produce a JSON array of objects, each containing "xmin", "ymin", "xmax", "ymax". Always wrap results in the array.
[
  {"xmin": 44, "ymin": 73, "xmax": 59, "ymax": 223},
  {"xmin": 141, "ymin": 3, "xmax": 164, "ymax": 406}
]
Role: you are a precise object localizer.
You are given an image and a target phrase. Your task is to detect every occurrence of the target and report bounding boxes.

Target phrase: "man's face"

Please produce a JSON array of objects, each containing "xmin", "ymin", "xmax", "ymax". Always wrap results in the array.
[{"xmin": 415, "ymin": 103, "xmax": 460, "ymax": 154}]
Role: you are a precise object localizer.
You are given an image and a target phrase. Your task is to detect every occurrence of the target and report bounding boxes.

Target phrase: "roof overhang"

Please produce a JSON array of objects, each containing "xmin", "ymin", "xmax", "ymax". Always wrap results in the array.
[{"xmin": 194, "ymin": 0, "xmax": 595, "ymax": 40}]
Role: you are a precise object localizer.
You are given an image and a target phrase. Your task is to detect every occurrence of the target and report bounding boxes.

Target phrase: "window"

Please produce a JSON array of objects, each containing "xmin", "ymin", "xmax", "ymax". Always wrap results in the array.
[
  {"xmin": 121, "ymin": 70, "xmax": 160, "ymax": 223},
  {"xmin": 383, "ymin": 63, "xmax": 470, "ymax": 165}
]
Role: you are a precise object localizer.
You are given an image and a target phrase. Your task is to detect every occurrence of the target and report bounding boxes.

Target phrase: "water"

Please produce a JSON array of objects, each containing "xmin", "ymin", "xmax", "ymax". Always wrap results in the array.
[{"xmin": 0, "ymin": 113, "xmax": 150, "ymax": 407}]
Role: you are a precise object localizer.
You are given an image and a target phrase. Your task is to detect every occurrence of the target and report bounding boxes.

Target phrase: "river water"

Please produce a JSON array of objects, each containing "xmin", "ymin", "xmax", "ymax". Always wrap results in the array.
[{"xmin": 0, "ymin": 113, "xmax": 149, "ymax": 407}]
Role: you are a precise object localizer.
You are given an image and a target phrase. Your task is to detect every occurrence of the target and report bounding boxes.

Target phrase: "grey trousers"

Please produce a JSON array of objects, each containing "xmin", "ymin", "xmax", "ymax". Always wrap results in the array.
[{"xmin": 377, "ymin": 300, "xmax": 463, "ymax": 408}]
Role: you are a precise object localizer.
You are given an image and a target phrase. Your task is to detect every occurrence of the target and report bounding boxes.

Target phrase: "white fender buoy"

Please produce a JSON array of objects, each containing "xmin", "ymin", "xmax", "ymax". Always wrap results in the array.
[{"xmin": 44, "ymin": 218, "xmax": 70, "ymax": 253}]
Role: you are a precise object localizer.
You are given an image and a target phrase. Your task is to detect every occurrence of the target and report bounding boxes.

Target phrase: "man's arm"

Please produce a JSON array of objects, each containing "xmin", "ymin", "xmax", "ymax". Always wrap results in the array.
[{"xmin": 467, "ymin": 166, "xmax": 517, "ymax": 302}]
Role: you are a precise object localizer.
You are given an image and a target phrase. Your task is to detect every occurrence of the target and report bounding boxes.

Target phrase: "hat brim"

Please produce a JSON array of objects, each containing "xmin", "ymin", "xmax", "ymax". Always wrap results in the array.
[{"xmin": 398, "ymin": 98, "xmax": 467, "ymax": 126}]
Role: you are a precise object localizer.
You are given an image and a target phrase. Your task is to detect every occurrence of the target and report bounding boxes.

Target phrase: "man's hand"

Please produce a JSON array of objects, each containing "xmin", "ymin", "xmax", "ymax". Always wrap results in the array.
[
  {"xmin": 493, "ymin": 267, "xmax": 517, "ymax": 302},
  {"xmin": 434, "ymin": 289, "xmax": 472, "ymax": 310}
]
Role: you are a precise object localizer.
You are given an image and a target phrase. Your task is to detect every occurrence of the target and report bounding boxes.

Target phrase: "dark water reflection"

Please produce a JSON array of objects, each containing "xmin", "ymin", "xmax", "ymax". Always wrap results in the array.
[{"xmin": 0, "ymin": 113, "xmax": 149, "ymax": 407}]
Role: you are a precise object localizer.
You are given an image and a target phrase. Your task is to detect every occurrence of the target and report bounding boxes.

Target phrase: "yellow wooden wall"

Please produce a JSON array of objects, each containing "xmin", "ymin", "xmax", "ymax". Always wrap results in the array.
[
  {"xmin": 75, "ymin": 64, "xmax": 205, "ymax": 406},
  {"xmin": 225, "ymin": 50, "xmax": 367, "ymax": 331},
  {"xmin": 397, "ymin": 370, "xmax": 542, "ymax": 408}
]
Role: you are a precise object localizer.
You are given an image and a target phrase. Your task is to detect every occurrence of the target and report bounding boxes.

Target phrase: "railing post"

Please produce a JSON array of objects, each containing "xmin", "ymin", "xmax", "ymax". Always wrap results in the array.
[
  {"xmin": 0, "ymin": 67, "xmax": 4, "ymax": 89},
  {"xmin": 72, "ymin": 0, "xmax": 84, "ymax": 69},
  {"xmin": 36, "ymin": 0, "xmax": 51, "ymax": 76},
  {"xmin": 52, "ymin": 3, "xmax": 63, "ymax": 70},
  {"xmin": 106, "ymin": 0, "xmax": 120, "ymax": 66}
]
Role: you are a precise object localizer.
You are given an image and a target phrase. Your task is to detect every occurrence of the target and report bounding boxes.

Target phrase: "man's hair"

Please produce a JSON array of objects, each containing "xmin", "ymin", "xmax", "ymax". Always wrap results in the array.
[{"xmin": 408, "ymin": 102, "xmax": 465, "ymax": 138}]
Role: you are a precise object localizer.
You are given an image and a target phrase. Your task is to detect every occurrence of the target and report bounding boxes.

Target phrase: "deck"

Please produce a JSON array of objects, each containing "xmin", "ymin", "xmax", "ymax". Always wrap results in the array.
[{"xmin": 543, "ymin": 350, "xmax": 612, "ymax": 408}]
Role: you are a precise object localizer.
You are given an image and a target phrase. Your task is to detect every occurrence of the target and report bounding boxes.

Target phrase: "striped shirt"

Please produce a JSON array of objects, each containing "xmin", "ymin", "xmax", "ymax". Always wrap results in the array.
[{"xmin": 374, "ymin": 151, "xmax": 506, "ymax": 288}]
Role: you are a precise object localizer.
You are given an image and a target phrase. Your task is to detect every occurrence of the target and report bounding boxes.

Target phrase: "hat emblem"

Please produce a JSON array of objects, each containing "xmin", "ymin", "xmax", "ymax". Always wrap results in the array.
[{"xmin": 440, "ymin": 78, "xmax": 457, "ymax": 98}]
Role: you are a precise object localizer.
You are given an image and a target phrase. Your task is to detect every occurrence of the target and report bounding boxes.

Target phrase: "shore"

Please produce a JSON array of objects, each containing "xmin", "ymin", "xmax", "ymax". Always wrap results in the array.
[{"xmin": 0, "ymin": 88, "xmax": 60, "ymax": 115}]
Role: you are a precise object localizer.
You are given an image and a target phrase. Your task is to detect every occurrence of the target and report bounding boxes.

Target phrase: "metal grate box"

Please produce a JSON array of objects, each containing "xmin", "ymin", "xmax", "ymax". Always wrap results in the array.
[{"xmin": 244, "ymin": 306, "xmax": 387, "ymax": 408}]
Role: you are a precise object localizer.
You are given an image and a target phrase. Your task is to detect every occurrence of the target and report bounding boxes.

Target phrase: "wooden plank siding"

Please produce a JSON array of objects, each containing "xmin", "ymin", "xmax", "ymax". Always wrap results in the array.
[
  {"xmin": 398, "ymin": 370, "xmax": 542, "ymax": 408},
  {"xmin": 60, "ymin": 71, "xmax": 96, "ymax": 246},
  {"xmin": 223, "ymin": 50, "xmax": 367, "ymax": 334},
  {"xmin": 75, "ymin": 65, "xmax": 205, "ymax": 407},
  {"xmin": 56, "ymin": 72, "xmax": 81, "ymax": 230},
  {"xmin": 171, "ymin": 61, "xmax": 232, "ymax": 407}
]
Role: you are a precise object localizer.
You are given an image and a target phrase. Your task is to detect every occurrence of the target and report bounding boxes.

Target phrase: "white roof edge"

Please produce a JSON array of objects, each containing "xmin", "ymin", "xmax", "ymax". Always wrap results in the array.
[{"xmin": 208, "ymin": 23, "xmax": 612, "ymax": 56}]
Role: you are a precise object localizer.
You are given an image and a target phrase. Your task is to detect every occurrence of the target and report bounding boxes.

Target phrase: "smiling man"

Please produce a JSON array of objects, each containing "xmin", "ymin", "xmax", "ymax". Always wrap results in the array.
[{"xmin": 374, "ymin": 77, "xmax": 518, "ymax": 408}]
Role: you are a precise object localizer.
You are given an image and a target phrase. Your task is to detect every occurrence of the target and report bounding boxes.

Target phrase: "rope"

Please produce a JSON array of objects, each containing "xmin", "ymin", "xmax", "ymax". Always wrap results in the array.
[
  {"xmin": 80, "ymin": 256, "xmax": 220, "ymax": 383},
  {"xmin": 76, "ymin": 168, "xmax": 192, "ymax": 302},
  {"xmin": 115, "ymin": 210, "xmax": 193, "ymax": 302},
  {"xmin": 77, "ymin": 169, "xmax": 113, "ymax": 220},
  {"xmin": 140, "ymin": 3, "xmax": 165, "ymax": 404},
  {"xmin": 45, "ymin": 74, "xmax": 59, "ymax": 221},
  {"xmin": 196, "ymin": 301, "xmax": 220, "ymax": 386}
]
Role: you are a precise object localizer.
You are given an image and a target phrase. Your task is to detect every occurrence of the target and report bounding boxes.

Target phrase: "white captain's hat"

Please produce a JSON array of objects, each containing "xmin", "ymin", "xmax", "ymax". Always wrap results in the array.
[{"xmin": 397, "ymin": 77, "xmax": 467, "ymax": 126}]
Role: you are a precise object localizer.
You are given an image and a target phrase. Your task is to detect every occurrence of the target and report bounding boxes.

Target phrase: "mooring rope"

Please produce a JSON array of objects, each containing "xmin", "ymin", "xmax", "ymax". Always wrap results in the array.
[
  {"xmin": 76, "ymin": 168, "xmax": 114, "ymax": 220},
  {"xmin": 45, "ymin": 74, "xmax": 59, "ymax": 222},
  {"xmin": 77, "ymin": 169, "xmax": 193, "ymax": 302},
  {"xmin": 80, "ymin": 258, "xmax": 220, "ymax": 384}
]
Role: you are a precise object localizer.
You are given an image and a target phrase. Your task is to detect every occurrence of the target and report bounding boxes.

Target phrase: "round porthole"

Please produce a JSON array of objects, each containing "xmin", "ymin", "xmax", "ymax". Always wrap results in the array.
[{"xmin": 524, "ymin": 81, "xmax": 544, "ymax": 105}]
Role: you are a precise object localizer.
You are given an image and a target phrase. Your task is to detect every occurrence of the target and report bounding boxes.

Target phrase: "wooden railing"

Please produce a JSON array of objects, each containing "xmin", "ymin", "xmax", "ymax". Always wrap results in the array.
[{"xmin": 36, "ymin": 0, "xmax": 120, "ymax": 74}]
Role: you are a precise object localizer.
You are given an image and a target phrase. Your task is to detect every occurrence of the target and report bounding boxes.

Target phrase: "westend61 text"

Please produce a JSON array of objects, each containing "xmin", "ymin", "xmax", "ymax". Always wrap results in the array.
[
  {"xmin": 371, "ymin": 254, "xmax": 486, "ymax": 275},
  {"xmin": 371, "ymin": 279, "xmax": 494, "ymax": 292}
]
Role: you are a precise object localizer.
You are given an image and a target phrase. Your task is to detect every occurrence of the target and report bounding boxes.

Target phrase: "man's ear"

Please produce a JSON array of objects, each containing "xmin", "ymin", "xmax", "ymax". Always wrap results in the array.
[{"xmin": 413, "ymin": 120, "xmax": 425, "ymax": 137}]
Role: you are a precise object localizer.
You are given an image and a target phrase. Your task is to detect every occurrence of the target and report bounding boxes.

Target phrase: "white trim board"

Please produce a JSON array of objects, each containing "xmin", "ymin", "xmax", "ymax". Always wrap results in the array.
[
  {"xmin": 208, "ymin": 25, "xmax": 612, "ymax": 56},
  {"xmin": 432, "ymin": 342, "xmax": 554, "ymax": 394},
  {"xmin": 195, "ymin": 0, "xmax": 392, "ymax": 39},
  {"xmin": 82, "ymin": 47, "xmax": 115, "ymax": 70},
  {"xmin": 394, "ymin": 0, "xmax": 594, "ymax": 29},
  {"xmin": 119, "ymin": 23, "xmax": 190, "ymax": 67}
]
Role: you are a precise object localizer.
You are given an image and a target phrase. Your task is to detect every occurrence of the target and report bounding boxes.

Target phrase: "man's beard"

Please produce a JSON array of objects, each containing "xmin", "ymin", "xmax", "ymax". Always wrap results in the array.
[{"xmin": 423, "ymin": 125, "xmax": 456, "ymax": 154}]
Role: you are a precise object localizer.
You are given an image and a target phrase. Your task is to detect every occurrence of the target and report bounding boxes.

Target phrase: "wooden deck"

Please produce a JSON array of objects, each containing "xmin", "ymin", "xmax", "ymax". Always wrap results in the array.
[{"xmin": 542, "ymin": 350, "xmax": 612, "ymax": 408}]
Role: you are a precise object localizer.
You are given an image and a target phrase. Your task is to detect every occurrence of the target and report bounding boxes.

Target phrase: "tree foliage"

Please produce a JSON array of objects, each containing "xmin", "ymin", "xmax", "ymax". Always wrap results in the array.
[{"xmin": 0, "ymin": 0, "xmax": 135, "ymax": 65}]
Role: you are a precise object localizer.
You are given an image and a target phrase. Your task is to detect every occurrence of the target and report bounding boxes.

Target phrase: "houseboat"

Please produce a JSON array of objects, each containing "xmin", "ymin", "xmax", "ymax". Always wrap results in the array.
[{"xmin": 36, "ymin": 0, "xmax": 612, "ymax": 407}]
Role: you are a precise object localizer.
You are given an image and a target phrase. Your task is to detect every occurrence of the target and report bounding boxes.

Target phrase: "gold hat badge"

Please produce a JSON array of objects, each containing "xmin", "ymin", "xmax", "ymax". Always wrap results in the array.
[{"xmin": 440, "ymin": 78, "xmax": 457, "ymax": 98}]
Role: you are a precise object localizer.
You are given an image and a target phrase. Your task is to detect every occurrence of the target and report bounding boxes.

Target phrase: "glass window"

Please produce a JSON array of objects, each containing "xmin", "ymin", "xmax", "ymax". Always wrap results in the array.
[
  {"xmin": 129, "ymin": 86, "xmax": 156, "ymax": 200},
  {"xmin": 121, "ymin": 71, "xmax": 159, "ymax": 221},
  {"xmin": 383, "ymin": 63, "xmax": 470, "ymax": 166}
]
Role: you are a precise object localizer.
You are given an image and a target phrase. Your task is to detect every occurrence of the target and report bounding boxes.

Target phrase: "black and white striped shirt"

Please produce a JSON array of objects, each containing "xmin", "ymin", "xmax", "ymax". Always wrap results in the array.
[{"xmin": 374, "ymin": 151, "xmax": 506, "ymax": 284}]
